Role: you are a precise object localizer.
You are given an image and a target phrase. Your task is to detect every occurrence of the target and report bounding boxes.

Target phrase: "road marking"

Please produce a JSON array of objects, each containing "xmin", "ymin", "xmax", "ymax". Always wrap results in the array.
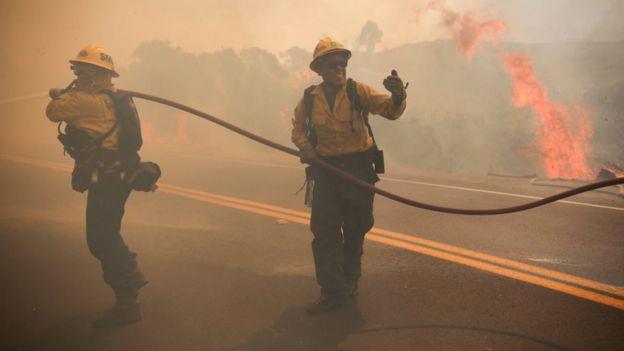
[
  {"xmin": 159, "ymin": 184, "xmax": 311, "ymax": 225},
  {"xmin": 162, "ymin": 183, "xmax": 311, "ymax": 219},
  {"xmin": 158, "ymin": 152, "xmax": 624, "ymax": 212},
  {"xmin": 161, "ymin": 152, "xmax": 302, "ymax": 170},
  {"xmin": 380, "ymin": 176, "xmax": 624, "ymax": 212},
  {"xmin": 145, "ymin": 182, "xmax": 624, "ymax": 298},
  {"xmin": 0, "ymin": 154, "xmax": 73, "ymax": 172},
  {"xmin": 159, "ymin": 186, "xmax": 624, "ymax": 309},
  {"xmin": 161, "ymin": 185, "xmax": 624, "ymax": 298},
  {"xmin": 367, "ymin": 235, "xmax": 624, "ymax": 310},
  {"xmin": 526, "ymin": 257, "xmax": 588, "ymax": 267},
  {"xmin": 370, "ymin": 229, "xmax": 624, "ymax": 298},
  {"xmin": 3, "ymin": 154, "xmax": 624, "ymax": 310}
]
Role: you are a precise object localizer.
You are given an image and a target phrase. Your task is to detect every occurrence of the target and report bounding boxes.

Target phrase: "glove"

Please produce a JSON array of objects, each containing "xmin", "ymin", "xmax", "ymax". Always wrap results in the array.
[
  {"xmin": 299, "ymin": 147, "xmax": 318, "ymax": 164},
  {"xmin": 49, "ymin": 88, "xmax": 63, "ymax": 99},
  {"xmin": 383, "ymin": 69, "xmax": 407, "ymax": 104}
]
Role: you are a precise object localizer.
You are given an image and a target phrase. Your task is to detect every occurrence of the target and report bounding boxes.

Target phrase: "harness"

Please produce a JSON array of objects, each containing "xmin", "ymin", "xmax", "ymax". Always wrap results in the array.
[
  {"xmin": 57, "ymin": 117, "xmax": 118, "ymax": 161},
  {"xmin": 56, "ymin": 89, "xmax": 158, "ymax": 192},
  {"xmin": 303, "ymin": 78, "xmax": 384, "ymax": 174}
]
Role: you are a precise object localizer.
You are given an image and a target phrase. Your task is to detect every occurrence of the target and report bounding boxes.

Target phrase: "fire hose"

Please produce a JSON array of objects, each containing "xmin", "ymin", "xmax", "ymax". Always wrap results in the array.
[{"xmin": 119, "ymin": 89, "xmax": 624, "ymax": 215}]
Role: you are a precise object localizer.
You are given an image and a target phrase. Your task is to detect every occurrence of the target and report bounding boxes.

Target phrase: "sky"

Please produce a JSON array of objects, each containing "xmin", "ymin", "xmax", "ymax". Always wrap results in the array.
[{"xmin": 1, "ymin": 0, "xmax": 622, "ymax": 72}]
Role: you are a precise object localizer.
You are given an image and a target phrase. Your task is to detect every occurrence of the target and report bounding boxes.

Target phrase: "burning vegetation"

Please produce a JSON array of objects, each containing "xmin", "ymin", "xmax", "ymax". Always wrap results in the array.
[
  {"xmin": 83, "ymin": 10, "xmax": 621, "ymax": 180},
  {"xmin": 502, "ymin": 54, "xmax": 594, "ymax": 180},
  {"xmin": 425, "ymin": 1, "xmax": 606, "ymax": 180}
]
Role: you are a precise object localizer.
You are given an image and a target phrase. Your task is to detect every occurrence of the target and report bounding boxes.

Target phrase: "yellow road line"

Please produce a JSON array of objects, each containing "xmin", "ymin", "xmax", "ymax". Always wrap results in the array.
[
  {"xmin": 161, "ymin": 183, "xmax": 311, "ymax": 219},
  {"xmin": 157, "ymin": 153, "xmax": 624, "ymax": 212},
  {"xmin": 1, "ymin": 154, "xmax": 72, "ymax": 172},
  {"xmin": 367, "ymin": 235, "xmax": 624, "ymax": 310},
  {"xmin": 159, "ymin": 182, "xmax": 624, "ymax": 299},
  {"xmin": 370, "ymin": 228, "xmax": 624, "ymax": 298},
  {"xmin": 159, "ymin": 185, "xmax": 311, "ymax": 225},
  {"xmin": 158, "ymin": 186, "xmax": 624, "ymax": 310},
  {"xmin": 3, "ymin": 154, "xmax": 624, "ymax": 310}
]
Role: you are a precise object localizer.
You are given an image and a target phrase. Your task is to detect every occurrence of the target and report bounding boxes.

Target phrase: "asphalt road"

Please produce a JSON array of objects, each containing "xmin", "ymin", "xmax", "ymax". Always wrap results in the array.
[{"xmin": 1, "ymin": 149, "xmax": 623, "ymax": 351}]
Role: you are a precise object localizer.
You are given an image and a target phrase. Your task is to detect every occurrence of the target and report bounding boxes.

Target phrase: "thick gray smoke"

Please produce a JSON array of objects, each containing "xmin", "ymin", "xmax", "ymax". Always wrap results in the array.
[
  {"xmin": 109, "ymin": 38, "xmax": 624, "ymax": 176},
  {"xmin": 1, "ymin": 38, "xmax": 622, "ymax": 177},
  {"xmin": 2, "ymin": 1, "xmax": 622, "ymax": 177}
]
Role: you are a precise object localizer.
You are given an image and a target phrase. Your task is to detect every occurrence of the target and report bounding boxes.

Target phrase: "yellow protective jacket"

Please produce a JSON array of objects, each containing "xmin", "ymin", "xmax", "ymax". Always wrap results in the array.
[
  {"xmin": 291, "ymin": 81, "xmax": 406, "ymax": 156},
  {"xmin": 46, "ymin": 82, "xmax": 119, "ymax": 150}
]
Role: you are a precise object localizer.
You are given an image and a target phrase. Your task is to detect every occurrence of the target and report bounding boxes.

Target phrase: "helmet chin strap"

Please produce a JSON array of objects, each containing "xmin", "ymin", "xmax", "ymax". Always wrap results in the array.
[{"xmin": 78, "ymin": 77, "xmax": 95, "ymax": 91}]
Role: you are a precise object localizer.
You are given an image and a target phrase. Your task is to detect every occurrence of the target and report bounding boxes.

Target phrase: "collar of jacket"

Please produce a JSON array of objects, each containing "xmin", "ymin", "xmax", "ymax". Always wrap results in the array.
[{"xmin": 310, "ymin": 82, "xmax": 347, "ymax": 96}]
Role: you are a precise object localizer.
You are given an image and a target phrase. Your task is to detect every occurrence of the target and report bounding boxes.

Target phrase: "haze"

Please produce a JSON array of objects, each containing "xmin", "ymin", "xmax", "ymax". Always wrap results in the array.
[{"xmin": 1, "ymin": 0, "xmax": 623, "ymax": 177}]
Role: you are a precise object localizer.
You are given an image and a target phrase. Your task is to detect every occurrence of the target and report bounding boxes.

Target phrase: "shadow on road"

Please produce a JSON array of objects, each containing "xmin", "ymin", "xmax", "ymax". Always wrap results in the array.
[
  {"xmin": 348, "ymin": 324, "xmax": 572, "ymax": 351},
  {"xmin": 223, "ymin": 318, "xmax": 571, "ymax": 351},
  {"xmin": 7, "ymin": 311, "xmax": 127, "ymax": 351},
  {"xmin": 226, "ymin": 304, "xmax": 365, "ymax": 351}
]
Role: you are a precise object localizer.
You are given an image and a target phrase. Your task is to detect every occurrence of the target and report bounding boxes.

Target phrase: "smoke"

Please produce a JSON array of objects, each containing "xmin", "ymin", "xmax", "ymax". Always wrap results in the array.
[
  {"xmin": 291, "ymin": 67, "xmax": 317, "ymax": 90},
  {"xmin": 426, "ymin": 0, "xmax": 506, "ymax": 59},
  {"xmin": 1, "ymin": 1, "xmax": 622, "ymax": 179},
  {"xmin": 423, "ymin": 1, "xmax": 604, "ymax": 180}
]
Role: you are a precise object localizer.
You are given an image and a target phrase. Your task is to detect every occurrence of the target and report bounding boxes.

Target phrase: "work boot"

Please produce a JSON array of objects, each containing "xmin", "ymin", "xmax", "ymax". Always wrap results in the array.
[
  {"xmin": 306, "ymin": 293, "xmax": 350, "ymax": 315},
  {"xmin": 92, "ymin": 288, "xmax": 142, "ymax": 328},
  {"xmin": 92, "ymin": 302, "xmax": 142, "ymax": 328},
  {"xmin": 346, "ymin": 279, "xmax": 359, "ymax": 298}
]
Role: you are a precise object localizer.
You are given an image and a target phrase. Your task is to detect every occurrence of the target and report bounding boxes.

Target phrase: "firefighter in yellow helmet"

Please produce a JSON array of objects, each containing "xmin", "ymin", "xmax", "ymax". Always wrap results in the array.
[
  {"xmin": 292, "ymin": 37, "xmax": 407, "ymax": 314},
  {"xmin": 46, "ymin": 45, "xmax": 148, "ymax": 328}
]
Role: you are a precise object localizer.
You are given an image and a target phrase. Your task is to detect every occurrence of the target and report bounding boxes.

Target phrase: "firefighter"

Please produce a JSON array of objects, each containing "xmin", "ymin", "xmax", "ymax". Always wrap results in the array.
[
  {"xmin": 291, "ymin": 37, "xmax": 406, "ymax": 314},
  {"xmin": 46, "ymin": 45, "xmax": 148, "ymax": 327}
]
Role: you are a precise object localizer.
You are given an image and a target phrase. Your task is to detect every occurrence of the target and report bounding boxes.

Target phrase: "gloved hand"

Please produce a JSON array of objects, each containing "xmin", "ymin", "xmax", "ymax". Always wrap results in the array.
[
  {"xmin": 383, "ymin": 69, "xmax": 407, "ymax": 104},
  {"xmin": 49, "ymin": 88, "xmax": 63, "ymax": 99},
  {"xmin": 299, "ymin": 147, "xmax": 318, "ymax": 164}
]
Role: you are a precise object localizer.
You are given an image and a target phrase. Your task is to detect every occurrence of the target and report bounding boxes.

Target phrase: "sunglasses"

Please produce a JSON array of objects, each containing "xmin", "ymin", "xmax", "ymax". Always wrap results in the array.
[
  {"xmin": 70, "ymin": 64, "xmax": 105, "ymax": 76},
  {"xmin": 321, "ymin": 59, "xmax": 348, "ymax": 70}
]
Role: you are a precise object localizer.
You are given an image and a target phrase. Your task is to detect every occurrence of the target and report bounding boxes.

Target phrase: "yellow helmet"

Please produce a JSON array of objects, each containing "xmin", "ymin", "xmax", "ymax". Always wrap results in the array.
[
  {"xmin": 309, "ymin": 37, "xmax": 352, "ymax": 71},
  {"xmin": 69, "ymin": 44, "xmax": 119, "ymax": 77}
]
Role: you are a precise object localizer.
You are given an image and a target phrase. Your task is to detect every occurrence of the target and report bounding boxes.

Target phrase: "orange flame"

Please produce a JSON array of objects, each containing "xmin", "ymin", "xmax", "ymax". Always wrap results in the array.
[
  {"xmin": 425, "ymin": 2, "xmax": 596, "ymax": 179},
  {"xmin": 142, "ymin": 121, "xmax": 165, "ymax": 144},
  {"xmin": 427, "ymin": 0, "xmax": 506, "ymax": 59},
  {"xmin": 176, "ymin": 114, "xmax": 190, "ymax": 144},
  {"xmin": 502, "ymin": 54, "xmax": 595, "ymax": 179}
]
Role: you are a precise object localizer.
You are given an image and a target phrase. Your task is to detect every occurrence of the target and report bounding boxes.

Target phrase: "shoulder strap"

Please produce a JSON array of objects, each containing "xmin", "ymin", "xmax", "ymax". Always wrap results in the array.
[
  {"xmin": 57, "ymin": 111, "xmax": 118, "ymax": 149},
  {"xmin": 303, "ymin": 85, "xmax": 317, "ymax": 147},
  {"xmin": 346, "ymin": 78, "xmax": 377, "ymax": 145},
  {"xmin": 56, "ymin": 90, "xmax": 119, "ymax": 159},
  {"xmin": 101, "ymin": 89, "xmax": 144, "ymax": 152},
  {"xmin": 96, "ymin": 116, "xmax": 119, "ymax": 145},
  {"xmin": 96, "ymin": 90, "xmax": 121, "ymax": 144},
  {"xmin": 346, "ymin": 78, "xmax": 363, "ymax": 115}
]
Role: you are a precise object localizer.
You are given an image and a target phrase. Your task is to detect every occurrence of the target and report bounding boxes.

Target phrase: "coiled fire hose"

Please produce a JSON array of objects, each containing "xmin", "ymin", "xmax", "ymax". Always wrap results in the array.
[{"xmin": 120, "ymin": 90, "xmax": 624, "ymax": 215}]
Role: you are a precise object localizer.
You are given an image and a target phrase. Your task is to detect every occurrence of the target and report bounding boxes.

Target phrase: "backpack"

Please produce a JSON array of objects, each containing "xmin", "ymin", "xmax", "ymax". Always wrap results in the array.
[
  {"xmin": 57, "ymin": 89, "xmax": 157, "ymax": 192},
  {"xmin": 57, "ymin": 118, "xmax": 118, "ymax": 161},
  {"xmin": 101, "ymin": 90, "xmax": 143, "ymax": 152},
  {"xmin": 57, "ymin": 90, "xmax": 142, "ymax": 158}
]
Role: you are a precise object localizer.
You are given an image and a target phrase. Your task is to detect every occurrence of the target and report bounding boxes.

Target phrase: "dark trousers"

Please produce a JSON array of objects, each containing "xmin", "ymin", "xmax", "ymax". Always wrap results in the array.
[
  {"xmin": 87, "ymin": 181, "xmax": 146, "ymax": 299},
  {"xmin": 310, "ymin": 151, "xmax": 377, "ymax": 296}
]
